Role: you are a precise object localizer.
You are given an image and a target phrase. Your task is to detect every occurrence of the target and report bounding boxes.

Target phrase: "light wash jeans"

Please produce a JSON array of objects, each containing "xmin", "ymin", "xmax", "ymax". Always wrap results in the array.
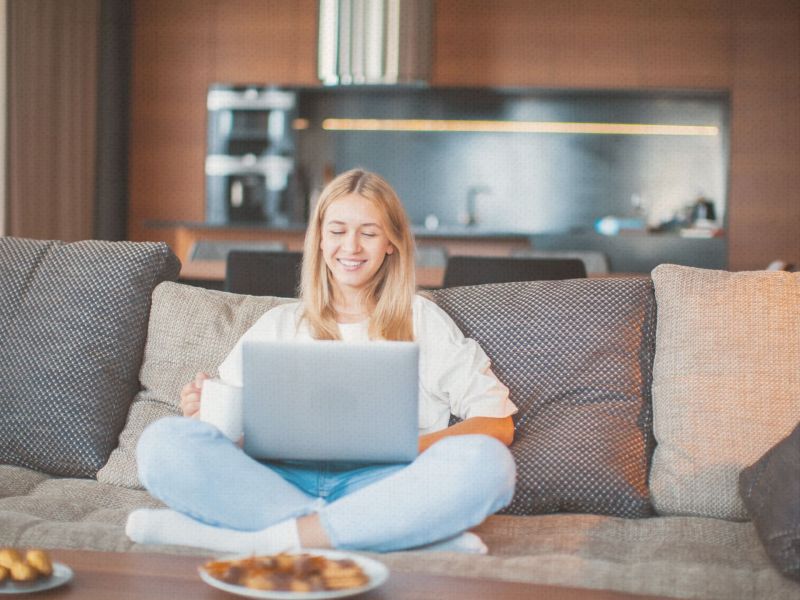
[{"xmin": 137, "ymin": 416, "xmax": 516, "ymax": 552}]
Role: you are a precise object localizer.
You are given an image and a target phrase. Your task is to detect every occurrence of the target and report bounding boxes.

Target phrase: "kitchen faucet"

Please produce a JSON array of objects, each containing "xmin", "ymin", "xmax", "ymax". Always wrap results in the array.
[{"xmin": 463, "ymin": 185, "xmax": 492, "ymax": 226}]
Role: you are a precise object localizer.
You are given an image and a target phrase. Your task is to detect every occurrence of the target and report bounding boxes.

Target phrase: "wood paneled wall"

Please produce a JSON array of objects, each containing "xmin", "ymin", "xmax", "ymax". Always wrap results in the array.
[
  {"xmin": 728, "ymin": 3, "xmax": 800, "ymax": 270},
  {"xmin": 434, "ymin": 0, "xmax": 735, "ymax": 89},
  {"xmin": 6, "ymin": 0, "xmax": 100, "ymax": 241},
  {"xmin": 129, "ymin": 0, "xmax": 800, "ymax": 270}
]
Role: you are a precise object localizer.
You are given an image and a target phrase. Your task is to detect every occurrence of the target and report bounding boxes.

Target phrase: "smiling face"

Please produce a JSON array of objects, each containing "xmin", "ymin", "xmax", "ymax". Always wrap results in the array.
[{"xmin": 320, "ymin": 193, "xmax": 395, "ymax": 297}]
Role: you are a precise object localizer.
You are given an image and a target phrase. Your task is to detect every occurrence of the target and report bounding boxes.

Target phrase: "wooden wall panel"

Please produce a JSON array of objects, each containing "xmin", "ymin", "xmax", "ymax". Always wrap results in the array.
[
  {"xmin": 212, "ymin": 0, "xmax": 317, "ymax": 85},
  {"xmin": 432, "ymin": 0, "xmax": 733, "ymax": 89},
  {"xmin": 128, "ymin": 0, "xmax": 214, "ymax": 242},
  {"xmin": 727, "ymin": 1, "xmax": 800, "ymax": 270},
  {"xmin": 7, "ymin": 0, "xmax": 99, "ymax": 241}
]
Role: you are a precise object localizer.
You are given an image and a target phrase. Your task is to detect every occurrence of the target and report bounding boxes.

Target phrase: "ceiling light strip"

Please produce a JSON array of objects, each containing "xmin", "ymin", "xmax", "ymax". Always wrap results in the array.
[{"xmin": 320, "ymin": 118, "xmax": 719, "ymax": 136}]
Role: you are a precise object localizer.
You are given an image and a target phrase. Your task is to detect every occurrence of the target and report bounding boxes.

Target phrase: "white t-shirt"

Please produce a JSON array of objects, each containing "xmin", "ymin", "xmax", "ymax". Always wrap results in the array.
[{"xmin": 217, "ymin": 295, "xmax": 517, "ymax": 435}]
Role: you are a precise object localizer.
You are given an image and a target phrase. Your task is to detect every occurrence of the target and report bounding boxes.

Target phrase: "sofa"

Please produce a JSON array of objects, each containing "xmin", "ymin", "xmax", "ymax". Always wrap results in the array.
[{"xmin": 1, "ymin": 236, "xmax": 798, "ymax": 600}]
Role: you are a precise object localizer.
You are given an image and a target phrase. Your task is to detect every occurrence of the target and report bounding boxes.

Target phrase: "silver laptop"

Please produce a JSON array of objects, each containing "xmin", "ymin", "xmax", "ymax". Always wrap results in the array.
[{"xmin": 242, "ymin": 339, "xmax": 419, "ymax": 463}]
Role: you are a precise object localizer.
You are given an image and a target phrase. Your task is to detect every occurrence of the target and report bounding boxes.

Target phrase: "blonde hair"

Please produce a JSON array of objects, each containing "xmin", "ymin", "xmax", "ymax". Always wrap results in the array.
[{"xmin": 300, "ymin": 169, "xmax": 416, "ymax": 340}]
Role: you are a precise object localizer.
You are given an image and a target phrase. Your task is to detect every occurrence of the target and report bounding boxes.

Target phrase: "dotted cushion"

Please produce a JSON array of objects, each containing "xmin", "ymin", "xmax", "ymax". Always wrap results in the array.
[
  {"xmin": 0, "ymin": 237, "xmax": 180, "ymax": 478},
  {"xmin": 431, "ymin": 278, "xmax": 656, "ymax": 517}
]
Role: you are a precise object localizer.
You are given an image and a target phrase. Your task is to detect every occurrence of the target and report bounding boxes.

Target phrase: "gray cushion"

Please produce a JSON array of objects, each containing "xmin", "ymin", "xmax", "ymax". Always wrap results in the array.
[
  {"xmin": 739, "ymin": 422, "xmax": 800, "ymax": 582},
  {"xmin": 431, "ymin": 278, "xmax": 656, "ymax": 517},
  {"xmin": 0, "ymin": 237, "xmax": 180, "ymax": 477}
]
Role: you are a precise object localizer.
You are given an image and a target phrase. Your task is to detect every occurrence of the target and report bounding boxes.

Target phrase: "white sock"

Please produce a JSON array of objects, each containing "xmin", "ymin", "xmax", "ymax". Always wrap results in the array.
[
  {"xmin": 125, "ymin": 508, "xmax": 300, "ymax": 554},
  {"xmin": 414, "ymin": 532, "xmax": 488, "ymax": 554}
]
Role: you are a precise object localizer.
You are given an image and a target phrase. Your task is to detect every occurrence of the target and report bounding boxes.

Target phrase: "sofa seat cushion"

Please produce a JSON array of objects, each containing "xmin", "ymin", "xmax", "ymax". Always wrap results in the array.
[
  {"xmin": 382, "ymin": 515, "xmax": 799, "ymax": 600},
  {"xmin": 1, "ymin": 463, "xmax": 794, "ymax": 600},
  {"xmin": 431, "ymin": 278, "xmax": 657, "ymax": 518},
  {"xmin": 0, "ymin": 465, "xmax": 200, "ymax": 555},
  {"xmin": 0, "ymin": 238, "xmax": 181, "ymax": 478},
  {"xmin": 2, "ymin": 468, "xmax": 794, "ymax": 600}
]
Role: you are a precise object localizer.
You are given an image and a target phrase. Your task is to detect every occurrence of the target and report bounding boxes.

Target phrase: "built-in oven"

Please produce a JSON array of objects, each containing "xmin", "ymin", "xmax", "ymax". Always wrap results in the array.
[{"xmin": 205, "ymin": 86, "xmax": 296, "ymax": 224}]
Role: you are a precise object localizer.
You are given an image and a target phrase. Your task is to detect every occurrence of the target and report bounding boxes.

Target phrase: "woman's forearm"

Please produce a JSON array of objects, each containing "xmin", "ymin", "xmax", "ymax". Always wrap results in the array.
[{"xmin": 418, "ymin": 416, "xmax": 515, "ymax": 453}]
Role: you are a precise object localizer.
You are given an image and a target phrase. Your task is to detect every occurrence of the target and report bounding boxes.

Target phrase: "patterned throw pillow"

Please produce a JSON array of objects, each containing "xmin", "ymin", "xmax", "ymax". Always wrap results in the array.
[
  {"xmin": 97, "ymin": 282, "xmax": 290, "ymax": 488},
  {"xmin": 649, "ymin": 265, "xmax": 800, "ymax": 520},
  {"xmin": 0, "ymin": 237, "xmax": 180, "ymax": 478},
  {"xmin": 431, "ymin": 278, "xmax": 657, "ymax": 517}
]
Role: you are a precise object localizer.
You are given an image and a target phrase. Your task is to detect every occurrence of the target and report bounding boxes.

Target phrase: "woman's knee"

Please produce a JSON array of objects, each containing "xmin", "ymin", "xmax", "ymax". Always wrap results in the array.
[
  {"xmin": 136, "ymin": 416, "xmax": 207, "ymax": 485},
  {"xmin": 429, "ymin": 434, "xmax": 516, "ymax": 496}
]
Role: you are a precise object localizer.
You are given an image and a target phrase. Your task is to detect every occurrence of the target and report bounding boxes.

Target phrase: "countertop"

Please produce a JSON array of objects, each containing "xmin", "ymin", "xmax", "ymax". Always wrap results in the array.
[{"xmin": 146, "ymin": 220, "xmax": 534, "ymax": 239}]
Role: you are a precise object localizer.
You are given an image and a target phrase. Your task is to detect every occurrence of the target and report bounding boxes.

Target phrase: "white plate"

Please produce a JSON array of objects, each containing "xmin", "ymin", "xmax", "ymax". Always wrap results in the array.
[
  {"xmin": 0, "ymin": 562, "xmax": 73, "ymax": 595},
  {"xmin": 198, "ymin": 549, "xmax": 389, "ymax": 599}
]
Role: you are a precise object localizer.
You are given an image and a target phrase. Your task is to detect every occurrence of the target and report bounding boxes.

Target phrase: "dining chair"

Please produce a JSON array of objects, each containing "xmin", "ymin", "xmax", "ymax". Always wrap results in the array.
[
  {"xmin": 512, "ymin": 249, "xmax": 610, "ymax": 275},
  {"xmin": 442, "ymin": 256, "xmax": 587, "ymax": 288},
  {"xmin": 189, "ymin": 240, "xmax": 286, "ymax": 261},
  {"xmin": 225, "ymin": 250, "xmax": 303, "ymax": 297}
]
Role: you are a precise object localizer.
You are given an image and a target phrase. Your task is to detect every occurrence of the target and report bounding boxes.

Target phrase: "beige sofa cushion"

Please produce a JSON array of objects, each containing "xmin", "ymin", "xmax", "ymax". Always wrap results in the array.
[
  {"xmin": 649, "ymin": 265, "xmax": 800, "ymax": 520},
  {"xmin": 97, "ymin": 282, "xmax": 289, "ymax": 488}
]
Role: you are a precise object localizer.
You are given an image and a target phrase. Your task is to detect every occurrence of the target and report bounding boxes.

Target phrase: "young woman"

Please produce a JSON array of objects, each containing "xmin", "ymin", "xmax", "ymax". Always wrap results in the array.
[{"xmin": 127, "ymin": 169, "xmax": 517, "ymax": 554}]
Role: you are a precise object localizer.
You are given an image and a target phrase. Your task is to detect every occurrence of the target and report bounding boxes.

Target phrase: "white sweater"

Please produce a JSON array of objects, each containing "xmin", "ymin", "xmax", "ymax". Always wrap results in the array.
[{"xmin": 218, "ymin": 295, "xmax": 517, "ymax": 435}]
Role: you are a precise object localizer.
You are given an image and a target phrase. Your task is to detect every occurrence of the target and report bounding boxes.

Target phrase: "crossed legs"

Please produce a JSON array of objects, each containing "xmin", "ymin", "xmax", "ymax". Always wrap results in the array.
[{"xmin": 131, "ymin": 417, "xmax": 515, "ymax": 553}]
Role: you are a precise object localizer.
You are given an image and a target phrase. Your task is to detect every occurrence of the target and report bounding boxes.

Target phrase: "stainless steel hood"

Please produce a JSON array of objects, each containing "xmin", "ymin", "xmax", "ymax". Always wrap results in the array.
[{"xmin": 318, "ymin": 0, "xmax": 434, "ymax": 85}]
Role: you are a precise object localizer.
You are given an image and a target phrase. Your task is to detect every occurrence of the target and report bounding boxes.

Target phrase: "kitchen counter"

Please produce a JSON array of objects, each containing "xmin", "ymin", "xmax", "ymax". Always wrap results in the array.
[
  {"xmin": 147, "ymin": 220, "xmax": 533, "ymax": 239},
  {"xmin": 146, "ymin": 221, "xmax": 727, "ymax": 288},
  {"xmin": 528, "ymin": 231, "xmax": 727, "ymax": 273},
  {"xmin": 149, "ymin": 221, "xmax": 533, "ymax": 289}
]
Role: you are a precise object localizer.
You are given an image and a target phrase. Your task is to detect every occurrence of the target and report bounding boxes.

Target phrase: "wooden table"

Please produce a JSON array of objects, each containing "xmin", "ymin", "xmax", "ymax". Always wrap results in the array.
[{"xmin": 32, "ymin": 549, "xmax": 669, "ymax": 600}]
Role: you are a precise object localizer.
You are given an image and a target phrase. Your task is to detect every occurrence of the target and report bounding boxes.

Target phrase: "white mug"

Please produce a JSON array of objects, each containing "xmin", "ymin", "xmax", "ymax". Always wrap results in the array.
[{"xmin": 199, "ymin": 378, "xmax": 243, "ymax": 442}]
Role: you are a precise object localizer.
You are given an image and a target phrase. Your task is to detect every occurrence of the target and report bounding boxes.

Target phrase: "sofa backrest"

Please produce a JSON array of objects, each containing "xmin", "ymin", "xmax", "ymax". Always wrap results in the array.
[{"xmin": 101, "ymin": 277, "xmax": 658, "ymax": 519}]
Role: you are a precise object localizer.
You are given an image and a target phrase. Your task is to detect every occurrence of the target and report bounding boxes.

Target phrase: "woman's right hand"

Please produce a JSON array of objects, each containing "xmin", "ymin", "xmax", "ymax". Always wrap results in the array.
[{"xmin": 180, "ymin": 372, "xmax": 210, "ymax": 418}]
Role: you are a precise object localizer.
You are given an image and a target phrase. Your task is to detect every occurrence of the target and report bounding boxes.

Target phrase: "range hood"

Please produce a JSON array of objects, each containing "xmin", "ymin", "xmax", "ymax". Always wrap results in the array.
[{"xmin": 318, "ymin": 0, "xmax": 434, "ymax": 85}]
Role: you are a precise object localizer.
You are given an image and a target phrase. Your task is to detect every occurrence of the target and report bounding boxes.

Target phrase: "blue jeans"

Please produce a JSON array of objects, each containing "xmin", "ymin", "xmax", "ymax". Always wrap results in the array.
[{"xmin": 137, "ymin": 417, "xmax": 516, "ymax": 552}]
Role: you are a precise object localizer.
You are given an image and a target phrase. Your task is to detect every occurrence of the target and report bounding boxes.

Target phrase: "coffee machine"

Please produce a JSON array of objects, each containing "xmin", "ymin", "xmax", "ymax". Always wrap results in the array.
[{"xmin": 205, "ymin": 86, "xmax": 297, "ymax": 224}]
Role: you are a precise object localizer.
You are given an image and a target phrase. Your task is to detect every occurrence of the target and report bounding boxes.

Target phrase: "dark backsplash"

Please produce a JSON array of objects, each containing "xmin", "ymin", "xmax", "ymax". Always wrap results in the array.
[
  {"xmin": 292, "ymin": 87, "xmax": 729, "ymax": 234},
  {"xmin": 203, "ymin": 85, "xmax": 729, "ymax": 272}
]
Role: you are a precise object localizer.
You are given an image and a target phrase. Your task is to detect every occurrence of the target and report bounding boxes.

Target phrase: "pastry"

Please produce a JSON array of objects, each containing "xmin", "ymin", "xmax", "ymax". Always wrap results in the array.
[
  {"xmin": 26, "ymin": 549, "xmax": 53, "ymax": 577},
  {"xmin": 0, "ymin": 547, "xmax": 54, "ymax": 586},
  {"xmin": 203, "ymin": 552, "xmax": 369, "ymax": 591},
  {"xmin": 0, "ymin": 548, "xmax": 23, "ymax": 570}
]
